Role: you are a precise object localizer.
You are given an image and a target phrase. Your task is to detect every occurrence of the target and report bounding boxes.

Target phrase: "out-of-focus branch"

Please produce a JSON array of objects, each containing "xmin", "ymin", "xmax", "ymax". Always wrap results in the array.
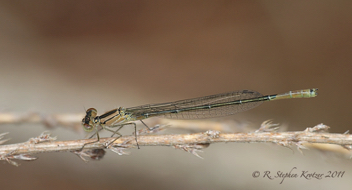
[
  {"xmin": 0, "ymin": 112, "xmax": 84, "ymax": 131},
  {"xmin": 0, "ymin": 112, "xmax": 245, "ymax": 132}
]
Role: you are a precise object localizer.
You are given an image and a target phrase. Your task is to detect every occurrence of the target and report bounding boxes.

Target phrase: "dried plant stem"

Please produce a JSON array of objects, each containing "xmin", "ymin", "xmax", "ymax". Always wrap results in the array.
[{"xmin": 1, "ymin": 131, "xmax": 352, "ymax": 155}]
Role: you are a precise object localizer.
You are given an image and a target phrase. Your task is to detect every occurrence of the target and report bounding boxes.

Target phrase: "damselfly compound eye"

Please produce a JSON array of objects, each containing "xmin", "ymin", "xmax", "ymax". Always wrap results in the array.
[
  {"xmin": 86, "ymin": 108, "xmax": 97, "ymax": 114},
  {"xmin": 83, "ymin": 123, "xmax": 94, "ymax": 132}
]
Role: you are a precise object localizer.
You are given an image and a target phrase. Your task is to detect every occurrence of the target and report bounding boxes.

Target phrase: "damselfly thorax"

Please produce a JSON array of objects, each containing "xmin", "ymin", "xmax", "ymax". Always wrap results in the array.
[{"xmin": 82, "ymin": 107, "xmax": 134, "ymax": 132}]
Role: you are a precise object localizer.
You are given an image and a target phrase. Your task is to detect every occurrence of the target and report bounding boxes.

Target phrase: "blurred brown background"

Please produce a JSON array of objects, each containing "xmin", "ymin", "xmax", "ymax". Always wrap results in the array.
[{"xmin": 0, "ymin": 1, "xmax": 351, "ymax": 189}]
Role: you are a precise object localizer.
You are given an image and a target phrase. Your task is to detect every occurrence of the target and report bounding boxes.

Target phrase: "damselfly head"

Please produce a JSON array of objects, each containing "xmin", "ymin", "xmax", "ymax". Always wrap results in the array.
[{"xmin": 82, "ymin": 108, "xmax": 98, "ymax": 132}]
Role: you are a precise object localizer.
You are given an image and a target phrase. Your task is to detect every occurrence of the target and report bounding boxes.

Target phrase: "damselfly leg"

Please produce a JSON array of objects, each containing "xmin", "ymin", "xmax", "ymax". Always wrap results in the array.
[
  {"xmin": 104, "ymin": 122, "xmax": 137, "ymax": 148},
  {"xmin": 80, "ymin": 126, "xmax": 101, "ymax": 151}
]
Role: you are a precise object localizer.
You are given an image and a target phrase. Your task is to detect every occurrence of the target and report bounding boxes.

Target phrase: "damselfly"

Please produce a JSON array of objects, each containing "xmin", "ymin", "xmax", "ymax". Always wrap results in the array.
[{"xmin": 81, "ymin": 88, "xmax": 318, "ymax": 149}]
